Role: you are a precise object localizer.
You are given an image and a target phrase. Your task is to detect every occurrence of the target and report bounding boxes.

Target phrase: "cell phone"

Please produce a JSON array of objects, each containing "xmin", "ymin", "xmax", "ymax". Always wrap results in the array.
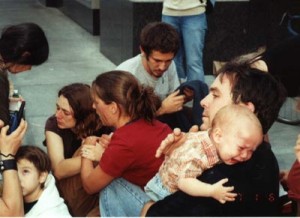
[{"xmin": 8, "ymin": 101, "xmax": 25, "ymax": 134}]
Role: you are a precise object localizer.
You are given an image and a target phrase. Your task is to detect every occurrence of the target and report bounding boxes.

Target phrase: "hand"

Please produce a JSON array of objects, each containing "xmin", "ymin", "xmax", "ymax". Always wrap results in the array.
[
  {"xmin": 81, "ymin": 143, "xmax": 106, "ymax": 162},
  {"xmin": 182, "ymin": 87, "xmax": 194, "ymax": 103},
  {"xmin": 82, "ymin": 136, "xmax": 99, "ymax": 146},
  {"xmin": 251, "ymin": 59, "xmax": 268, "ymax": 72},
  {"xmin": 189, "ymin": 125, "xmax": 199, "ymax": 132},
  {"xmin": 295, "ymin": 134, "xmax": 300, "ymax": 162},
  {"xmin": 98, "ymin": 133, "xmax": 113, "ymax": 149},
  {"xmin": 158, "ymin": 90, "xmax": 185, "ymax": 115},
  {"xmin": 211, "ymin": 178, "xmax": 237, "ymax": 204},
  {"xmin": 155, "ymin": 126, "xmax": 199, "ymax": 158},
  {"xmin": 81, "ymin": 133, "xmax": 113, "ymax": 161},
  {"xmin": 9, "ymin": 96, "xmax": 24, "ymax": 102},
  {"xmin": 0, "ymin": 119, "xmax": 27, "ymax": 158}
]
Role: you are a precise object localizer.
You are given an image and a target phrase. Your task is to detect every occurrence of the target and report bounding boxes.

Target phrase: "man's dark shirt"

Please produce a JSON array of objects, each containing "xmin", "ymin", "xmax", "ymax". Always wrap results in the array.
[{"xmin": 146, "ymin": 141, "xmax": 280, "ymax": 217}]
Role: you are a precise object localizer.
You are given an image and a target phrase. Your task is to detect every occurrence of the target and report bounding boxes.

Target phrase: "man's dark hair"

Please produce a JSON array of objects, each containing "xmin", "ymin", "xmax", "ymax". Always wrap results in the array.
[
  {"xmin": 217, "ymin": 61, "xmax": 287, "ymax": 134},
  {"xmin": 140, "ymin": 22, "xmax": 180, "ymax": 58}
]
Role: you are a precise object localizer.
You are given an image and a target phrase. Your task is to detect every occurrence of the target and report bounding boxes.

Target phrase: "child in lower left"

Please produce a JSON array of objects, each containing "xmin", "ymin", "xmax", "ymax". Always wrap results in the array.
[{"xmin": 15, "ymin": 145, "xmax": 71, "ymax": 217}]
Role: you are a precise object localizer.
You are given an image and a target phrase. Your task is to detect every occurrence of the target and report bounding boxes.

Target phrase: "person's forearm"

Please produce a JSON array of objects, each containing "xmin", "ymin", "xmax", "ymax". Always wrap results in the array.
[
  {"xmin": 81, "ymin": 157, "xmax": 113, "ymax": 194},
  {"xmin": 2, "ymin": 170, "xmax": 24, "ymax": 216},
  {"xmin": 81, "ymin": 157, "xmax": 96, "ymax": 194},
  {"xmin": 1, "ymin": 155, "xmax": 23, "ymax": 216},
  {"xmin": 0, "ymin": 119, "xmax": 26, "ymax": 216},
  {"xmin": 53, "ymin": 156, "xmax": 81, "ymax": 180}
]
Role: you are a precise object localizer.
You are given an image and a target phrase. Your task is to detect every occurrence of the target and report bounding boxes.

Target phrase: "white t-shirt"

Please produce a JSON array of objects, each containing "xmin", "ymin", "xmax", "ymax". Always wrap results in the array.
[
  {"xmin": 163, "ymin": 0, "xmax": 206, "ymax": 16},
  {"xmin": 116, "ymin": 54, "xmax": 180, "ymax": 100},
  {"xmin": 25, "ymin": 174, "xmax": 71, "ymax": 217}
]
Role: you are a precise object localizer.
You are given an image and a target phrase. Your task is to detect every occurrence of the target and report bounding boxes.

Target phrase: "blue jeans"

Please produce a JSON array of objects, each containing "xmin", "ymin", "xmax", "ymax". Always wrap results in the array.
[
  {"xmin": 144, "ymin": 173, "xmax": 171, "ymax": 202},
  {"xmin": 99, "ymin": 178, "xmax": 151, "ymax": 217},
  {"xmin": 162, "ymin": 13, "xmax": 207, "ymax": 82}
]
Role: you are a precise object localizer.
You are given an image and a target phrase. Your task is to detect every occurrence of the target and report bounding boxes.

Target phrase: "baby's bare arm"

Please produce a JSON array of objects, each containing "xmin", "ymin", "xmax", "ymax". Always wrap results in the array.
[{"xmin": 178, "ymin": 177, "xmax": 237, "ymax": 204}]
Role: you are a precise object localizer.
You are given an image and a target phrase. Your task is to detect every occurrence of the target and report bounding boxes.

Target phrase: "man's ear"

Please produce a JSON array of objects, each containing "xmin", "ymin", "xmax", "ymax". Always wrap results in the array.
[
  {"xmin": 39, "ymin": 171, "xmax": 48, "ymax": 184},
  {"xmin": 241, "ymin": 102, "xmax": 255, "ymax": 113}
]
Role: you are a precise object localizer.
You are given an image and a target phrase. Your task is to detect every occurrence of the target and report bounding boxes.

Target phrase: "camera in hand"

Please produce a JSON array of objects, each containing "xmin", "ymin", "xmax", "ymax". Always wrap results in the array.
[{"xmin": 8, "ymin": 101, "xmax": 25, "ymax": 134}]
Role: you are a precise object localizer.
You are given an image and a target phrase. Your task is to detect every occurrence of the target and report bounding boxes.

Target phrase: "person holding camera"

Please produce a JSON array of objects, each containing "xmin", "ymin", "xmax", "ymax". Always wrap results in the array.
[
  {"xmin": 0, "ymin": 119, "xmax": 27, "ymax": 216},
  {"xmin": 0, "ymin": 22, "xmax": 49, "ymax": 128}
]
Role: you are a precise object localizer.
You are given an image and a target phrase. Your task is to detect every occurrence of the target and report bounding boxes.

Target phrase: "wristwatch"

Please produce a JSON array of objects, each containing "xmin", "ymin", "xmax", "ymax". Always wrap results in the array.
[{"xmin": 0, "ymin": 159, "xmax": 17, "ymax": 173}]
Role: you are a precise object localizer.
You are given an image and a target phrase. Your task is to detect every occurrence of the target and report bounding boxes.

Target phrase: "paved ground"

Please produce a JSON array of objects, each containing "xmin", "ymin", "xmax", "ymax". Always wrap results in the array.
[{"xmin": 1, "ymin": 0, "xmax": 299, "ymax": 181}]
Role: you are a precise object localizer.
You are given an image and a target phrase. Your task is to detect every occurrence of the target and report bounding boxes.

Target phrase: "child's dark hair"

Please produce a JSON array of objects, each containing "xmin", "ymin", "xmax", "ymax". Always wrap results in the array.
[{"xmin": 15, "ymin": 145, "xmax": 51, "ymax": 188}]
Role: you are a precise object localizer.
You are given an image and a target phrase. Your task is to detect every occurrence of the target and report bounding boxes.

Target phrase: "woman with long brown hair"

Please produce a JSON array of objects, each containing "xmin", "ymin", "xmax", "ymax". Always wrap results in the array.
[
  {"xmin": 81, "ymin": 71, "xmax": 172, "ymax": 216},
  {"xmin": 44, "ymin": 83, "xmax": 111, "ymax": 216}
]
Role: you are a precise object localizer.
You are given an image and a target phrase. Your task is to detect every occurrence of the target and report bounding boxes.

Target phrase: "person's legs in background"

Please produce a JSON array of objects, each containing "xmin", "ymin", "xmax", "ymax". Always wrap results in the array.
[
  {"xmin": 162, "ymin": 15, "xmax": 186, "ymax": 82},
  {"xmin": 181, "ymin": 13, "xmax": 207, "ymax": 82},
  {"xmin": 162, "ymin": 14, "xmax": 207, "ymax": 83},
  {"xmin": 99, "ymin": 178, "xmax": 151, "ymax": 217}
]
